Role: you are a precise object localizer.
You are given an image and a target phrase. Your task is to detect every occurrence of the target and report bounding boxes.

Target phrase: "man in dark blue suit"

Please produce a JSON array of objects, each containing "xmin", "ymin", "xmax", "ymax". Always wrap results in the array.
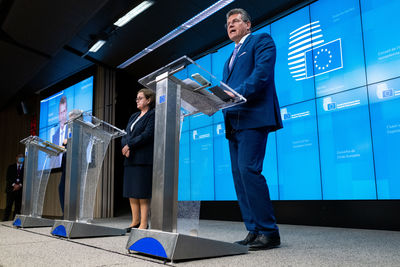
[
  {"xmin": 2, "ymin": 153, "xmax": 24, "ymax": 221},
  {"xmin": 51, "ymin": 95, "xmax": 68, "ymax": 169},
  {"xmin": 222, "ymin": 8, "xmax": 283, "ymax": 250}
]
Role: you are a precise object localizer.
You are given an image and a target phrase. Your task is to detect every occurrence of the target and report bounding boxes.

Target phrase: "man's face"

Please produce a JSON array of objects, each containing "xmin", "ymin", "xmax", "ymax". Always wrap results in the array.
[
  {"xmin": 226, "ymin": 13, "xmax": 251, "ymax": 44},
  {"xmin": 16, "ymin": 154, "xmax": 24, "ymax": 164},
  {"xmin": 59, "ymin": 103, "xmax": 67, "ymax": 127}
]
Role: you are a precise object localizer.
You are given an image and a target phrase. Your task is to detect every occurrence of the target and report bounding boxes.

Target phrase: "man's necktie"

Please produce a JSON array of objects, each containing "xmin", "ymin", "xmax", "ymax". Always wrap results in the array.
[
  {"xmin": 229, "ymin": 43, "xmax": 242, "ymax": 71},
  {"xmin": 17, "ymin": 165, "xmax": 21, "ymax": 179}
]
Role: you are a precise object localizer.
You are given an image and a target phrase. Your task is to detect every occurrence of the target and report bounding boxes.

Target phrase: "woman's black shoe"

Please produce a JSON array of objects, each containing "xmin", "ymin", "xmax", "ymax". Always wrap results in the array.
[{"xmin": 126, "ymin": 223, "xmax": 140, "ymax": 233}]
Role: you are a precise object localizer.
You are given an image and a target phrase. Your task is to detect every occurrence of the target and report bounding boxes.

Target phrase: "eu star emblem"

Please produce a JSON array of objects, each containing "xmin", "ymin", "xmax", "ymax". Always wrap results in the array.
[{"xmin": 305, "ymin": 39, "xmax": 343, "ymax": 77}]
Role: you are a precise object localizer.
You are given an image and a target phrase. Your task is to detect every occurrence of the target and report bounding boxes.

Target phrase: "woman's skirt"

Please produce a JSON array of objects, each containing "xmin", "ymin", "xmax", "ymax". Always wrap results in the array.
[{"xmin": 123, "ymin": 164, "xmax": 153, "ymax": 199}]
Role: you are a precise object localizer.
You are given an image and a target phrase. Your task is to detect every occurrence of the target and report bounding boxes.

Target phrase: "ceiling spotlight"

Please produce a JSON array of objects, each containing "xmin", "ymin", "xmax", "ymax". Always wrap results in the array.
[{"xmin": 114, "ymin": 1, "xmax": 154, "ymax": 27}]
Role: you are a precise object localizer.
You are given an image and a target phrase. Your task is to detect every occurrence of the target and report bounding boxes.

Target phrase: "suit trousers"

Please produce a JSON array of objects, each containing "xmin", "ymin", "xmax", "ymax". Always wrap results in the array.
[
  {"xmin": 228, "ymin": 127, "xmax": 279, "ymax": 236},
  {"xmin": 3, "ymin": 190, "xmax": 22, "ymax": 221}
]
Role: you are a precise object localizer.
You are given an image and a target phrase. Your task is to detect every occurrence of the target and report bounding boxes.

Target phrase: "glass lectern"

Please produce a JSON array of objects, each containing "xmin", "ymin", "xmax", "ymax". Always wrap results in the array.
[
  {"xmin": 51, "ymin": 112, "xmax": 126, "ymax": 238},
  {"xmin": 13, "ymin": 136, "xmax": 65, "ymax": 228},
  {"xmin": 126, "ymin": 56, "xmax": 248, "ymax": 261}
]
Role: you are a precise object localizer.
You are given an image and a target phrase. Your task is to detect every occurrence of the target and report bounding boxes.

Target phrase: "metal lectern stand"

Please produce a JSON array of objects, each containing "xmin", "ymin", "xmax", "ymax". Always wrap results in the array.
[
  {"xmin": 51, "ymin": 112, "xmax": 126, "ymax": 238},
  {"xmin": 126, "ymin": 56, "xmax": 248, "ymax": 261},
  {"xmin": 13, "ymin": 136, "xmax": 65, "ymax": 228}
]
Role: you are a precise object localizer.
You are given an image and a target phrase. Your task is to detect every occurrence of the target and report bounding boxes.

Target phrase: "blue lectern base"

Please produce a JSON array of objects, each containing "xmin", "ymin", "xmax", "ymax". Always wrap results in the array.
[
  {"xmin": 126, "ymin": 228, "xmax": 248, "ymax": 262},
  {"xmin": 13, "ymin": 214, "xmax": 54, "ymax": 228},
  {"xmin": 51, "ymin": 220, "xmax": 126, "ymax": 239}
]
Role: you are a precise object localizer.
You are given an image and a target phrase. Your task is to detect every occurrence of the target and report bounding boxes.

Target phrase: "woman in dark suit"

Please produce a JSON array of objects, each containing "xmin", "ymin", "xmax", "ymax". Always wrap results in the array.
[{"xmin": 121, "ymin": 88, "xmax": 155, "ymax": 230}]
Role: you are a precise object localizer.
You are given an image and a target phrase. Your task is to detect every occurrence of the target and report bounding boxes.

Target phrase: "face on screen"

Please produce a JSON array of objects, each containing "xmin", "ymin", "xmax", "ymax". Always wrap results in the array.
[{"xmin": 59, "ymin": 102, "xmax": 67, "ymax": 127}]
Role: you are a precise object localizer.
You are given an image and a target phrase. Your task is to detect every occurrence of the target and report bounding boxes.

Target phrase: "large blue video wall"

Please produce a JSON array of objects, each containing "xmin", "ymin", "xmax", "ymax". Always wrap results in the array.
[
  {"xmin": 39, "ymin": 77, "xmax": 94, "ymax": 169},
  {"xmin": 178, "ymin": 0, "xmax": 400, "ymax": 200}
]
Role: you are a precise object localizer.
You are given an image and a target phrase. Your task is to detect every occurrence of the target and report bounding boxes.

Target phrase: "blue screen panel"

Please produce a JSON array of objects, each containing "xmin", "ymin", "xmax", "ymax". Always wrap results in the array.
[
  {"xmin": 213, "ymin": 122, "xmax": 236, "ymax": 200},
  {"xmin": 211, "ymin": 110, "xmax": 224, "ymax": 124},
  {"xmin": 317, "ymin": 87, "xmax": 376, "ymax": 199},
  {"xmin": 277, "ymin": 100, "xmax": 322, "ymax": 200},
  {"xmin": 190, "ymin": 55, "xmax": 212, "ymax": 80},
  {"xmin": 361, "ymin": 0, "xmax": 400, "ymax": 84},
  {"xmin": 210, "ymin": 44, "xmax": 235, "ymax": 125},
  {"xmin": 180, "ymin": 116, "xmax": 189, "ymax": 132},
  {"xmin": 254, "ymin": 24, "xmax": 271, "ymax": 35},
  {"xmin": 37, "ymin": 128, "xmax": 51, "ymax": 170},
  {"xmin": 189, "ymin": 113, "xmax": 213, "ymax": 129},
  {"xmin": 172, "ymin": 68, "xmax": 188, "ymax": 80},
  {"xmin": 190, "ymin": 126, "xmax": 214, "ymax": 200},
  {"xmin": 40, "ymin": 91, "xmax": 64, "ymax": 131},
  {"xmin": 368, "ymin": 78, "xmax": 400, "ymax": 199},
  {"xmin": 173, "ymin": 65, "xmax": 191, "ymax": 130},
  {"xmin": 310, "ymin": 0, "xmax": 366, "ymax": 96},
  {"xmin": 39, "ymin": 99, "xmax": 49, "ymax": 129},
  {"xmin": 271, "ymin": 6, "xmax": 315, "ymax": 106},
  {"xmin": 211, "ymin": 43, "xmax": 235, "ymax": 81},
  {"xmin": 262, "ymin": 131, "xmax": 279, "ymax": 200},
  {"xmin": 40, "ymin": 77, "xmax": 94, "ymax": 131},
  {"xmin": 39, "ymin": 76, "xmax": 93, "ymax": 169},
  {"xmin": 188, "ymin": 55, "xmax": 213, "ymax": 129},
  {"xmin": 73, "ymin": 76, "xmax": 94, "ymax": 112},
  {"xmin": 178, "ymin": 131, "xmax": 190, "ymax": 200}
]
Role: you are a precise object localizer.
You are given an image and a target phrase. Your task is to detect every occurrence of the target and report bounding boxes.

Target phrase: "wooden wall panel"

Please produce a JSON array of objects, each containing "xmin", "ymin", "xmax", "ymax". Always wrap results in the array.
[
  {"xmin": 0, "ymin": 98, "xmax": 38, "ymax": 210},
  {"xmin": 92, "ymin": 66, "xmax": 116, "ymax": 218}
]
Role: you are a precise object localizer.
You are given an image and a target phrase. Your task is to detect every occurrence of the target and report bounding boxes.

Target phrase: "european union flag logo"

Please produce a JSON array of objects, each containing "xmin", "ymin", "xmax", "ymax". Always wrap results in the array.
[
  {"xmin": 305, "ymin": 39, "xmax": 343, "ymax": 78},
  {"xmin": 327, "ymin": 102, "xmax": 336, "ymax": 111},
  {"xmin": 383, "ymin": 89, "xmax": 393, "ymax": 98},
  {"xmin": 283, "ymin": 113, "xmax": 291, "ymax": 120}
]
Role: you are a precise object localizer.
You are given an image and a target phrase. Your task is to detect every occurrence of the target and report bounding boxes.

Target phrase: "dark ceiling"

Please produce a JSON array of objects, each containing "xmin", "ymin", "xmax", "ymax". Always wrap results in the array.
[{"xmin": 0, "ymin": 0, "xmax": 312, "ymax": 110}]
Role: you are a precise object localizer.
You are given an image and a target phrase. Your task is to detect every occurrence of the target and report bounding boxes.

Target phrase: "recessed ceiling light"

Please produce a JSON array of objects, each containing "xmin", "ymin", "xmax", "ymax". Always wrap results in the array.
[
  {"xmin": 88, "ymin": 40, "xmax": 106, "ymax": 53},
  {"xmin": 114, "ymin": 1, "xmax": 154, "ymax": 28},
  {"xmin": 117, "ymin": 0, "xmax": 235, "ymax": 68}
]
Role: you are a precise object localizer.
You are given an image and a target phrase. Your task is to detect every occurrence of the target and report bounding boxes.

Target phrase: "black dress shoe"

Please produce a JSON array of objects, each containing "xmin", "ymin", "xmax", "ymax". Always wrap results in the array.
[
  {"xmin": 137, "ymin": 224, "xmax": 149, "ymax": 230},
  {"xmin": 234, "ymin": 232, "xmax": 258, "ymax": 246},
  {"xmin": 125, "ymin": 223, "xmax": 140, "ymax": 233},
  {"xmin": 248, "ymin": 234, "xmax": 281, "ymax": 250}
]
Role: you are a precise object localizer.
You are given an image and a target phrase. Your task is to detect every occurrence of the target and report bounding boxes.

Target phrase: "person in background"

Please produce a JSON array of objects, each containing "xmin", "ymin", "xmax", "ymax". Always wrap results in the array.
[
  {"xmin": 121, "ymin": 88, "xmax": 155, "ymax": 232},
  {"xmin": 3, "ymin": 153, "xmax": 24, "ymax": 221},
  {"xmin": 222, "ymin": 8, "xmax": 283, "ymax": 250}
]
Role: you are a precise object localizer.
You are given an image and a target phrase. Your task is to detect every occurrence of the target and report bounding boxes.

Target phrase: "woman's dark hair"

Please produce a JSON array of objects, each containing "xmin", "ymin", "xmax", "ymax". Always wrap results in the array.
[{"xmin": 138, "ymin": 88, "xmax": 156, "ymax": 109}]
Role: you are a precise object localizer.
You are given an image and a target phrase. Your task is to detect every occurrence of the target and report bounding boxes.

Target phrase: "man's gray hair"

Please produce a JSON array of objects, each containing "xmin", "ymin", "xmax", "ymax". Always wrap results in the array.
[{"xmin": 226, "ymin": 8, "xmax": 251, "ymax": 23}]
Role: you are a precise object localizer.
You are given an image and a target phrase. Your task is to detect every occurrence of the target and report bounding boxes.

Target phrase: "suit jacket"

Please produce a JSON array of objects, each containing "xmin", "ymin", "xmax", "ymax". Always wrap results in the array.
[
  {"xmin": 5, "ymin": 163, "xmax": 24, "ymax": 193},
  {"xmin": 51, "ymin": 125, "xmax": 67, "ymax": 168},
  {"xmin": 222, "ymin": 33, "xmax": 283, "ymax": 134},
  {"xmin": 121, "ymin": 109, "xmax": 155, "ymax": 165},
  {"xmin": 52, "ymin": 124, "xmax": 69, "ymax": 145}
]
